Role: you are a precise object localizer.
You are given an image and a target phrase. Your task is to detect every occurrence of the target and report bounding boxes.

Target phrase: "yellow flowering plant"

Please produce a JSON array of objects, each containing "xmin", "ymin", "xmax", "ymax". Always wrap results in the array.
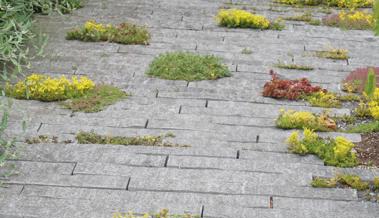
[
  {"xmin": 286, "ymin": 128, "xmax": 358, "ymax": 167},
  {"xmin": 216, "ymin": 9, "xmax": 283, "ymax": 30},
  {"xmin": 368, "ymin": 88, "xmax": 379, "ymax": 119},
  {"xmin": 6, "ymin": 74, "xmax": 95, "ymax": 102},
  {"xmin": 305, "ymin": 91, "xmax": 342, "ymax": 108},
  {"xmin": 323, "ymin": 10, "xmax": 374, "ymax": 30},
  {"xmin": 276, "ymin": 109, "xmax": 337, "ymax": 131},
  {"xmin": 66, "ymin": 20, "xmax": 150, "ymax": 45},
  {"xmin": 276, "ymin": 0, "xmax": 373, "ymax": 8}
]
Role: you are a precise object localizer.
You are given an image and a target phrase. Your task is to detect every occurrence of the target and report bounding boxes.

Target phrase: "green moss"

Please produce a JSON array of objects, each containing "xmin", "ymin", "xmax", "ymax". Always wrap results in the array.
[
  {"xmin": 337, "ymin": 174, "xmax": 369, "ymax": 191},
  {"xmin": 76, "ymin": 131, "xmax": 190, "ymax": 147},
  {"xmin": 337, "ymin": 93, "xmax": 361, "ymax": 102},
  {"xmin": 146, "ymin": 52, "xmax": 231, "ymax": 81},
  {"xmin": 314, "ymin": 49, "xmax": 349, "ymax": 60},
  {"xmin": 283, "ymin": 12, "xmax": 312, "ymax": 22},
  {"xmin": 311, "ymin": 177, "xmax": 337, "ymax": 188},
  {"xmin": 346, "ymin": 121, "xmax": 379, "ymax": 133},
  {"xmin": 274, "ymin": 62, "xmax": 314, "ymax": 71},
  {"xmin": 309, "ymin": 19, "xmax": 321, "ymax": 25},
  {"xmin": 62, "ymin": 85, "xmax": 127, "ymax": 113}
]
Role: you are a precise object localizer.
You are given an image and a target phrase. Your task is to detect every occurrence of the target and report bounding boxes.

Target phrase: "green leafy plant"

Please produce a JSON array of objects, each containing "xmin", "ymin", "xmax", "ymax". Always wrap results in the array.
[
  {"xmin": 364, "ymin": 68, "xmax": 377, "ymax": 97},
  {"xmin": 76, "ymin": 131, "xmax": 190, "ymax": 147},
  {"xmin": 374, "ymin": 177, "xmax": 379, "ymax": 190},
  {"xmin": 241, "ymin": 48, "xmax": 252, "ymax": 54},
  {"xmin": 275, "ymin": 0, "xmax": 373, "ymax": 8},
  {"xmin": 286, "ymin": 128, "xmax": 358, "ymax": 167},
  {"xmin": 146, "ymin": 52, "xmax": 231, "ymax": 81},
  {"xmin": 322, "ymin": 11, "xmax": 374, "ymax": 30},
  {"xmin": 66, "ymin": 20, "xmax": 150, "ymax": 45}
]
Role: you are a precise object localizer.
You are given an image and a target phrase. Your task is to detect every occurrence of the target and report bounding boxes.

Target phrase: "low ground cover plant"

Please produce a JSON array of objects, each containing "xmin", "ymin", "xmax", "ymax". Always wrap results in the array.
[
  {"xmin": 314, "ymin": 48, "xmax": 349, "ymax": 60},
  {"xmin": 305, "ymin": 91, "xmax": 342, "ymax": 108},
  {"xmin": 286, "ymin": 128, "xmax": 358, "ymax": 167},
  {"xmin": 274, "ymin": 62, "xmax": 314, "ymax": 71},
  {"xmin": 146, "ymin": 52, "xmax": 231, "ymax": 81},
  {"xmin": 312, "ymin": 174, "xmax": 379, "ymax": 202},
  {"xmin": 76, "ymin": 131, "xmax": 190, "ymax": 147},
  {"xmin": 323, "ymin": 10, "xmax": 374, "ymax": 30},
  {"xmin": 4, "ymin": 74, "xmax": 126, "ymax": 112},
  {"xmin": 1, "ymin": 0, "xmax": 83, "ymax": 80},
  {"xmin": 276, "ymin": 109, "xmax": 337, "ymax": 131},
  {"xmin": 312, "ymin": 174, "xmax": 371, "ymax": 190},
  {"xmin": 113, "ymin": 208, "xmax": 200, "ymax": 218},
  {"xmin": 66, "ymin": 20, "xmax": 150, "ymax": 45},
  {"xmin": 275, "ymin": 0, "xmax": 373, "ymax": 8},
  {"xmin": 262, "ymin": 70, "xmax": 323, "ymax": 100},
  {"xmin": 375, "ymin": 0, "xmax": 379, "ymax": 34},
  {"xmin": 216, "ymin": 9, "xmax": 285, "ymax": 30}
]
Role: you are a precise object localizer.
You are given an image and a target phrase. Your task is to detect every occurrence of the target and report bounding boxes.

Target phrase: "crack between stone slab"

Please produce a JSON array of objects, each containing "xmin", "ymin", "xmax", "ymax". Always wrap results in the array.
[
  {"xmin": 2, "ymin": 182, "xmax": 128, "ymax": 191},
  {"xmin": 71, "ymin": 162, "xmax": 77, "ymax": 175},
  {"xmin": 144, "ymin": 119, "xmax": 149, "ymax": 129},
  {"xmin": 126, "ymin": 177, "xmax": 131, "ymax": 190},
  {"xmin": 164, "ymin": 155, "xmax": 169, "ymax": 167},
  {"xmin": 36, "ymin": 123, "xmax": 43, "ymax": 133}
]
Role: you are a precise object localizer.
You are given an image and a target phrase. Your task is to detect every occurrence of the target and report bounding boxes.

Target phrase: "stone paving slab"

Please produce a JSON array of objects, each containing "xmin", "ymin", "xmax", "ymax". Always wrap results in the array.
[{"xmin": 2, "ymin": 0, "xmax": 379, "ymax": 217}]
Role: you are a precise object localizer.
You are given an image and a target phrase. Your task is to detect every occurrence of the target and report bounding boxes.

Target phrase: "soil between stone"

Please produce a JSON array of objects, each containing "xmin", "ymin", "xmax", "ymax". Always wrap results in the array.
[{"xmin": 356, "ymin": 132, "xmax": 379, "ymax": 167}]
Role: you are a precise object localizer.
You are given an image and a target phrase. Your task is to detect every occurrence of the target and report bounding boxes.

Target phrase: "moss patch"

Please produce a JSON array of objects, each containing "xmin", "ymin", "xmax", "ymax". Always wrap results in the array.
[
  {"xmin": 314, "ymin": 49, "xmax": 349, "ymax": 60},
  {"xmin": 76, "ymin": 131, "xmax": 190, "ymax": 147},
  {"xmin": 146, "ymin": 52, "xmax": 231, "ymax": 81},
  {"xmin": 274, "ymin": 62, "xmax": 314, "ymax": 71},
  {"xmin": 62, "ymin": 85, "xmax": 127, "ymax": 113}
]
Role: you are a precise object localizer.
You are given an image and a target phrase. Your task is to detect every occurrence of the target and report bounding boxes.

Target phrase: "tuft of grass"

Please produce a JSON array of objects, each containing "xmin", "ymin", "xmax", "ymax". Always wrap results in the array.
[
  {"xmin": 346, "ymin": 121, "xmax": 379, "ymax": 133},
  {"xmin": 284, "ymin": 12, "xmax": 313, "ymax": 22},
  {"xmin": 337, "ymin": 174, "xmax": 369, "ymax": 191},
  {"xmin": 309, "ymin": 19, "xmax": 321, "ymax": 25},
  {"xmin": 312, "ymin": 174, "xmax": 371, "ymax": 191},
  {"xmin": 66, "ymin": 20, "xmax": 150, "ymax": 45},
  {"xmin": 311, "ymin": 177, "xmax": 337, "ymax": 188},
  {"xmin": 314, "ymin": 49, "xmax": 349, "ymax": 60},
  {"xmin": 76, "ymin": 131, "xmax": 190, "ymax": 147},
  {"xmin": 62, "ymin": 85, "xmax": 127, "ymax": 113},
  {"xmin": 274, "ymin": 62, "xmax": 314, "ymax": 71},
  {"xmin": 374, "ymin": 177, "xmax": 379, "ymax": 190},
  {"xmin": 146, "ymin": 52, "xmax": 231, "ymax": 81},
  {"xmin": 364, "ymin": 68, "xmax": 376, "ymax": 98},
  {"xmin": 241, "ymin": 48, "xmax": 253, "ymax": 54}
]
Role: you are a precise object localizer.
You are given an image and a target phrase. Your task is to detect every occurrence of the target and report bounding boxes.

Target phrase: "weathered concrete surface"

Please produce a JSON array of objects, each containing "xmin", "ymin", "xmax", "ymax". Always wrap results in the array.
[{"xmin": 1, "ymin": 0, "xmax": 379, "ymax": 217}]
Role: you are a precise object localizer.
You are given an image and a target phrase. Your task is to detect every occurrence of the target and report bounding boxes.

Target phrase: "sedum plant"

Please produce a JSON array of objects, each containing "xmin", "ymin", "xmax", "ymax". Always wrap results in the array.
[
  {"xmin": 66, "ymin": 20, "xmax": 150, "ymax": 45},
  {"xmin": 5, "ymin": 74, "xmax": 95, "ymax": 101},
  {"xmin": 375, "ymin": 0, "xmax": 379, "ymax": 35},
  {"xmin": 286, "ymin": 128, "xmax": 358, "ymax": 167},
  {"xmin": 216, "ymin": 9, "xmax": 285, "ymax": 30},
  {"xmin": 322, "ymin": 10, "xmax": 374, "ymax": 30},
  {"xmin": 368, "ymin": 88, "xmax": 379, "ymax": 119},
  {"xmin": 312, "ymin": 174, "xmax": 371, "ymax": 191},
  {"xmin": 305, "ymin": 91, "xmax": 342, "ymax": 108},
  {"xmin": 275, "ymin": 0, "xmax": 374, "ymax": 8},
  {"xmin": 276, "ymin": 109, "xmax": 337, "ymax": 131}
]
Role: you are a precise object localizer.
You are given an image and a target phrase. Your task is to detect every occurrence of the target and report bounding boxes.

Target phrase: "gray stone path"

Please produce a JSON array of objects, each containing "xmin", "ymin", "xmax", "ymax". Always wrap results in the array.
[{"xmin": 1, "ymin": 0, "xmax": 379, "ymax": 217}]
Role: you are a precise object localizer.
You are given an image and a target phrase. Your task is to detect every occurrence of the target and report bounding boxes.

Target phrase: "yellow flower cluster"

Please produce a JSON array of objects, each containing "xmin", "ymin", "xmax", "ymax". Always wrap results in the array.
[
  {"xmin": 334, "ymin": 136, "xmax": 356, "ymax": 159},
  {"xmin": 277, "ymin": 109, "xmax": 337, "ymax": 131},
  {"xmin": 84, "ymin": 20, "xmax": 109, "ymax": 32},
  {"xmin": 338, "ymin": 10, "xmax": 374, "ymax": 25},
  {"xmin": 276, "ymin": 0, "xmax": 373, "ymax": 8},
  {"xmin": 368, "ymin": 88, "xmax": 379, "ymax": 119},
  {"xmin": 216, "ymin": 9, "xmax": 271, "ymax": 29},
  {"xmin": 306, "ymin": 91, "xmax": 341, "ymax": 108},
  {"xmin": 331, "ymin": 0, "xmax": 373, "ymax": 8},
  {"xmin": 7, "ymin": 74, "xmax": 95, "ymax": 102}
]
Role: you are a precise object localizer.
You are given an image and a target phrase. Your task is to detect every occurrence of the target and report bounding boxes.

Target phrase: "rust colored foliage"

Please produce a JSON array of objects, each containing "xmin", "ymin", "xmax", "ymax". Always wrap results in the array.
[
  {"xmin": 343, "ymin": 67, "xmax": 379, "ymax": 92},
  {"xmin": 263, "ymin": 70, "xmax": 323, "ymax": 100}
]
